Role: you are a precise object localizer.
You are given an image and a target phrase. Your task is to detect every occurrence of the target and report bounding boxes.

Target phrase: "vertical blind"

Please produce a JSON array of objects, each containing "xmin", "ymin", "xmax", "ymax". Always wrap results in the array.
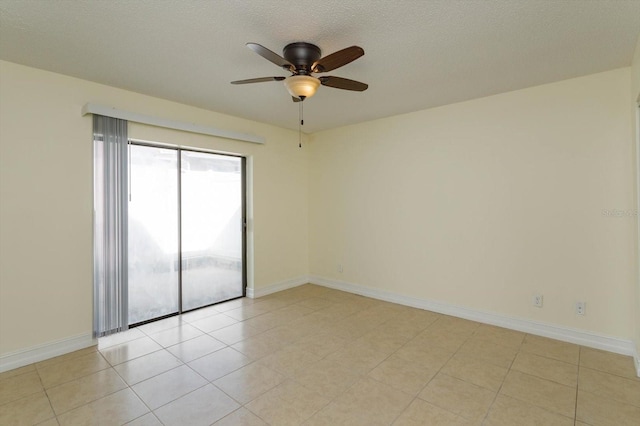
[{"xmin": 93, "ymin": 115, "xmax": 129, "ymax": 337}]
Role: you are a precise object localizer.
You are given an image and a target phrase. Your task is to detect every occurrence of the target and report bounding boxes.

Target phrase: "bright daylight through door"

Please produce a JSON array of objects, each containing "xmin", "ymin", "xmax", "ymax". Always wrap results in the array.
[{"xmin": 128, "ymin": 144, "xmax": 245, "ymax": 325}]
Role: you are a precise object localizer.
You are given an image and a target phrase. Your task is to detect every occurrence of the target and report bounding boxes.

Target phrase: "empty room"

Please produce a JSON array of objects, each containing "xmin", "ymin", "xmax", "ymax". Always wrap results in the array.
[{"xmin": 1, "ymin": 1, "xmax": 640, "ymax": 425}]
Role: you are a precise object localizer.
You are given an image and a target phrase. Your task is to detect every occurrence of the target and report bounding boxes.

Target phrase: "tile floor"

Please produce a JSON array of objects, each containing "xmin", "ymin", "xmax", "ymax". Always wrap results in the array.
[{"xmin": 1, "ymin": 284, "xmax": 639, "ymax": 425}]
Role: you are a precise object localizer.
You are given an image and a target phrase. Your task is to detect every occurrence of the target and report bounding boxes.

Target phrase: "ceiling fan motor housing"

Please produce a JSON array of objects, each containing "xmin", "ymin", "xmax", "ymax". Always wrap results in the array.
[{"xmin": 283, "ymin": 42, "xmax": 321, "ymax": 74}]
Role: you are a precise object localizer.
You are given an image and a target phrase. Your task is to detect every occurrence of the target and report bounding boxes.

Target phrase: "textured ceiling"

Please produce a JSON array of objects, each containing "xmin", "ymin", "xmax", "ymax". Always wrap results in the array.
[{"xmin": 1, "ymin": 0, "xmax": 639, "ymax": 133}]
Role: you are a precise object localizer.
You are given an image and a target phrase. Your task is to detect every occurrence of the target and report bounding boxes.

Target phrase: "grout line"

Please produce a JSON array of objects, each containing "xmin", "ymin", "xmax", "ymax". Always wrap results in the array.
[
  {"xmin": 478, "ymin": 334, "xmax": 522, "ymax": 424},
  {"xmin": 574, "ymin": 348, "xmax": 582, "ymax": 426}
]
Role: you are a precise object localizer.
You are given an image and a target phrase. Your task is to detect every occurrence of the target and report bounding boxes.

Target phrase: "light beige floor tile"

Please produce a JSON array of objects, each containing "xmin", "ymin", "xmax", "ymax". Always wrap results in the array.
[
  {"xmin": 137, "ymin": 316, "xmax": 187, "ymax": 335},
  {"xmin": 154, "ymin": 384, "xmax": 240, "ymax": 426},
  {"xmin": 576, "ymin": 389, "xmax": 640, "ymax": 426},
  {"xmin": 323, "ymin": 341, "xmax": 389, "ymax": 374},
  {"xmin": 307, "ymin": 377, "xmax": 413, "ymax": 426},
  {"xmin": 355, "ymin": 329, "xmax": 412, "ymax": 354},
  {"xmin": 472, "ymin": 325, "xmax": 525, "ymax": 350},
  {"xmin": 181, "ymin": 305, "xmax": 220, "ymax": 323},
  {"xmin": 393, "ymin": 307, "xmax": 441, "ymax": 327},
  {"xmin": 330, "ymin": 322, "xmax": 375, "ymax": 340},
  {"xmin": 0, "ymin": 370, "xmax": 43, "ymax": 405},
  {"xmin": 213, "ymin": 298, "xmax": 256, "ymax": 313},
  {"xmin": 579, "ymin": 347, "xmax": 640, "ymax": 381},
  {"xmin": 519, "ymin": 334, "xmax": 579, "ymax": 364},
  {"xmin": 114, "ymin": 349, "xmax": 183, "ymax": 385},
  {"xmin": 213, "ymin": 362, "xmax": 285, "ymax": 404},
  {"xmin": 269, "ymin": 304, "xmax": 315, "ymax": 320},
  {"xmin": 213, "ymin": 407, "xmax": 268, "ymax": 425},
  {"xmin": 376, "ymin": 318, "xmax": 429, "ymax": 340},
  {"xmin": 246, "ymin": 379, "xmax": 329, "ymax": 425},
  {"xmin": 294, "ymin": 297, "xmax": 334, "ymax": 310},
  {"xmin": 392, "ymin": 398, "xmax": 469, "ymax": 426},
  {"xmin": 579, "ymin": 366, "xmax": 640, "ymax": 407},
  {"xmin": 57, "ymin": 388, "xmax": 148, "ymax": 426},
  {"xmin": 410, "ymin": 327, "xmax": 470, "ymax": 352},
  {"xmin": 98, "ymin": 328, "xmax": 146, "ymax": 350},
  {"xmin": 304, "ymin": 283, "xmax": 344, "ymax": 297},
  {"xmin": 38, "ymin": 351, "xmax": 110, "ymax": 389},
  {"xmin": 456, "ymin": 338, "xmax": 518, "ymax": 369},
  {"xmin": 257, "ymin": 347, "xmax": 321, "ymax": 377},
  {"xmin": 100, "ymin": 336, "xmax": 163, "ymax": 366},
  {"xmin": 430, "ymin": 316, "xmax": 480, "ymax": 336},
  {"xmin": 440, "ymin": 353, "xmax": 508, "ymax": 391},
  {"xmin": 259, "ymin": 324, "xmax": 310, "ymax": 343},
  {"xmin": 209, "ymin": 322, "xmax": 261, "ymax": 345},
  {"xmin": 314, "ymin": 301, "xmax": 368, "ymax": 319},
  {"xmin": 0, "ymin": 391, "xmax": 55, "ymax": 426},
  {"xmin": 147, "ymin": 323, "xmax": 203, "ymax": 347},
  {"xmin": 190, "ymin": 313, "xmax": 238, "ymax": 333},
  {"xmin": 35, "ymin": 347, "xmax": 98, "ymax": 369},
  {"xmin": 125, "ymin": 412, "xmax": 163, "ymax": 425},
  {"xmin": 292, "ymin": 358, "xmax": 361, "ymax": 400},
  {"xmin": 394, "ymin": 341, "xmax": 453, "ymax": 369},
  {"xmin": 188, "ymin": 347, "xmax": 251, "ymax": 381},
  {"xmin": 240, "ymin": 312, "xmax": 289, "ymax": 333},
  {"xmin": 418, "ymin": 373, "xmax": 495, "ymax": 422},
  {"xmin": 224, "ymin": 304, "xmax": 272, "ymax": 321},
  {"xmin": 47, "ymin": 368, "xmax": 127, "ymax": 415},
  {"xmin": 251, "ymin": 298, "xmax": 292, "ymax": 313},
  {"xmin": 287, "ymin": 332, "xmax": 347, "ymax": 358},
  {"xmin": 166, "ymin": 334, "xmax": 226, "ymax": 363},
  {"xmin": 0, "ymin": 364, "xmax": 36, "ymax": 381},
  {"xmin": 131, "ymin": 365, "xmax": 207, "ymax": 409},
  {"xmin": 368, "ymin": 354, "xmax": 439, "ymax": 395},
  {"xmin": 348, "ymin": 308, "xmax": 395, "ymax": 328},
  {"xmin": 499, "ymin": 370, "xmax": 576, "ymax": 418},
  {"xmin": 295, "ymin": 311, "xmax": 342, "ymax": 333},
  {"xmin": 485, "ymin": 394, "xmax": 574, "ymax": 426},
  {"xmin": 36, "ymin": 418, "xmax": 60, "ymax": 426},
  {"xmin": 511, "ymin": 352, "xmax": 578, "ymax": 387},
  {"xmin": 294, "ymin": 310, "xmax": 339, "ymax": 330},
  {"xmin": 230, "ymin": 334, "xmax": 288, "ymax": 360}
]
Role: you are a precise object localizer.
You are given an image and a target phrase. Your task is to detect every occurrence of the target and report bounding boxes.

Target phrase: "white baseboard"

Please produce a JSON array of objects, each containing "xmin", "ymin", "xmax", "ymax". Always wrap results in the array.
[
  {"xmin": 247, "ymin": 275, "xmax": 309, "ymax": 299},
  {"xmin": 309, "ymin": 275, "xmax": 638, "ymax": 360},
  {"xmin": 634, "ymin": 346, "xmax": 640, "ymax": 377},
  {"xmin": 0, "ymin": 333, "xmax": 96, "ymax": 373}
]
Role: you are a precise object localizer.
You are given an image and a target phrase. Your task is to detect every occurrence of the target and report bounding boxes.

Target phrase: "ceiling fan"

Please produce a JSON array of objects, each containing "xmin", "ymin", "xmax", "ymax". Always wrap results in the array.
[{"xmin": 231, "ymin": 42, "xmax": 368, "ymax": 101}]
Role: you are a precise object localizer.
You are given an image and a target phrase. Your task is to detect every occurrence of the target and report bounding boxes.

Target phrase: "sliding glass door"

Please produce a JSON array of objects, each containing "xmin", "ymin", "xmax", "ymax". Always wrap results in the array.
[
  {"xmin": 128, "ymin": 144, "xmax": 245, "ymax": 325},
  {"xmin": 181, "ymin": 151, "xmax": 244, "ymax": 310}
]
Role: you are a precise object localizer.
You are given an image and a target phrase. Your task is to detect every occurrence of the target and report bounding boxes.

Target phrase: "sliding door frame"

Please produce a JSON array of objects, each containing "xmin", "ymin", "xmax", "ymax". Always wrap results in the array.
[{"xmin": 128, "ymin": 140, "xmax": 247, "ymax": 326}]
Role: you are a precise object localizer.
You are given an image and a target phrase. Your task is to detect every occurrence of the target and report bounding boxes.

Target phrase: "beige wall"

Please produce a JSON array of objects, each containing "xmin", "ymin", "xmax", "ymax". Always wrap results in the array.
[
  {"xmin": 0, "ymin": 61, "xmax": 309, "ymax": 355},
  {"xmin": 309, "ymin": 68, "xmax": 635, "ymax": 339},
  {"xmin": 1, "ymin": 58, "xmax": 637, "ymax": 359}
]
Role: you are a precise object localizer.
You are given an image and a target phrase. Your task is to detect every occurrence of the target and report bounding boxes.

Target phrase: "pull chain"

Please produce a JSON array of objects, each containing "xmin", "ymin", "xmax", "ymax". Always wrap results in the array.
[{"xmin": 298, "ymin": 100, "xmax": 304, "ymax": 148}]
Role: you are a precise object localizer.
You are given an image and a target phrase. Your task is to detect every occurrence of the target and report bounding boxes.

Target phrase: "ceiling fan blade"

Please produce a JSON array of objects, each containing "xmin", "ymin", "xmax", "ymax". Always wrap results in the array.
[
  {"xmin": 312, "ymin": 46, "xmax": 364, "ymax": 73},
  {"xmin": 292, "ymin": 96, "xmax": 301, "ymax": 102},
  {"xmin": 319, "ymin": 76, "xmax": 368, "ymax": 91},
  {"xmin": 231, "ymin": 76, "xmax": 286, "ymax": 84},
  {"xmin": 246, "ymin": 43, "xmax": 295, "ymax": 71}
]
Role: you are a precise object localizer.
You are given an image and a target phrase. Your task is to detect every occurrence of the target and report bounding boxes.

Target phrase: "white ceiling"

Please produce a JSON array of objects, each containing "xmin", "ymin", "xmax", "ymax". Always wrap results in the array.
[{"xmin": 1, "ymin": 0, "xmax": 639, "ymax": 133}]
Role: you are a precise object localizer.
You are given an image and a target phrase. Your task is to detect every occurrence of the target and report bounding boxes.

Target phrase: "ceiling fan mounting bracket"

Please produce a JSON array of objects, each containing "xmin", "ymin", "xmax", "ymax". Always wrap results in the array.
[{"xmin": 283, "ymin": 42, "xmax": 321, "ymax": 73}]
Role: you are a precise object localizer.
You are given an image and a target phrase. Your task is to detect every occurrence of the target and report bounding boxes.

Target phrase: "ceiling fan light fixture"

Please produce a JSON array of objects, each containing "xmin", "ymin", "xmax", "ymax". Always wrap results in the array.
[{"xmin": 283, "ymin": 75, "xmax": 320, "ymax": 99}]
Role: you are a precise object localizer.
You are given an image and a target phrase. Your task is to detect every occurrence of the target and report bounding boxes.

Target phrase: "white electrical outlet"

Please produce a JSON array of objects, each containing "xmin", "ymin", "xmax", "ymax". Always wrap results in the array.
[
  {"xmin": 337, "ymin": 264, "xmax": 343, "ymax": 273},
  {"xmin": 575, "ymin": 301, "xmax": 586, "ymax": 315},
  {"xmin": 532, "ymin": 294, "xmax": 543, "ymax": 308}
]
